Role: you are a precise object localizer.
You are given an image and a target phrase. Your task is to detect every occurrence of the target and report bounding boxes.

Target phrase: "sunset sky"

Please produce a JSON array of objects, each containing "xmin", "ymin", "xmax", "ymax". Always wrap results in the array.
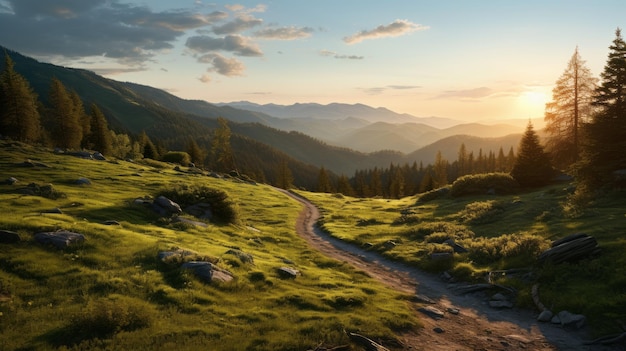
[{"xmin": 1, "ymin": 0, "xmax": 625, "ymax": 122}]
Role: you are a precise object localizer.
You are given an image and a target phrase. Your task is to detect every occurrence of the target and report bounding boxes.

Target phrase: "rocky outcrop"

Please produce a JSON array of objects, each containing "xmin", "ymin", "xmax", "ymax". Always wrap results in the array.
[
  {"xmin": 34, "ymin": 231, "xmax": 85, "ymax": 249},
  {"xmin": 181, "ymin": 261, "xmax": 233, "ymax": 283}
]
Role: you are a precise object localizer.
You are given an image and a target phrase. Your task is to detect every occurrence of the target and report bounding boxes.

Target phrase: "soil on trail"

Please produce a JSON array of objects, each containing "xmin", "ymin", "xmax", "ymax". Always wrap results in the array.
[{"xmin": 279, "ymin": 189, "xmax": 623, "ymax": 351}]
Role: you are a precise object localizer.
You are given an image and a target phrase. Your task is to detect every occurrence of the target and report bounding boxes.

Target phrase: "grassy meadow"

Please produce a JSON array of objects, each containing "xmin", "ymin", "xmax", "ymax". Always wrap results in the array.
[
  {"xmin": 298, "ymin": 182, "xmax": 626, "ymax": 336},
  {"xmin": 0, "ymin": 141, "xmax": 418, "ymax": 350}
]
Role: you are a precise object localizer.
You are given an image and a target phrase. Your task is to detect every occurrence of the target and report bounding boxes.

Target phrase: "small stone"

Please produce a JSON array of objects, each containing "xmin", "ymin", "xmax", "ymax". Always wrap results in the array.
[
  {"xmin": 414, "ymin": 294, "xmax": 436, "ymax": 304},
  {"xmin": 102, "ymin": 220, "xmax": 120, "ymax": 226},
  {"xmin": 433, "ymin": 327, "xmax": 445, "ymax": 333},
  {"xmin": 489, "ymin": 300, "xmax": 513, "ymax": 309},
  {"xmin": 419, "ymin": 306, "xmax": 445, "ymax": 319},
  {"xmin": 446, "ymin": 307, "xmax": 460, "ymax": 315},
  {"xmin": 537, "ymin": 310, "xmax": 553, "ymax": 322},
  {"xmin": 277, "ymin": 267, "xmax": 299, "ymax": 279}
]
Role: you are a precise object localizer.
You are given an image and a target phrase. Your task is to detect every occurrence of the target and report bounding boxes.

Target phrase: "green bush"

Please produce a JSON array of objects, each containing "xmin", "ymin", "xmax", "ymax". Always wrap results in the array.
[
  {"xmin": 417, "ymin": 186, "xmax": 450, "ymax": 202},
  {"xmin": 461, "ymin": 232, "xmax": 550, "ymax": 265},
  {"xmin": 450, "ymin": 173, "xmax": 519, "ymax": 197},
  {"xmin": 159, "ymin": 185, "xmax": 239, "ymax": 224},
  {"xmin": 459, "ymin": 200, "xmax": 506, "ymax": 224},
  {"xmin": 161, "ymin": 151, "xmax": 191, "ymax": 166},
  {"xmin": 408, "ymin": 222, "xmax": 475, "ymax": 241},
  {"xmin": 68, "ymin": 297, "xmax": 152, "ymax": 342}
]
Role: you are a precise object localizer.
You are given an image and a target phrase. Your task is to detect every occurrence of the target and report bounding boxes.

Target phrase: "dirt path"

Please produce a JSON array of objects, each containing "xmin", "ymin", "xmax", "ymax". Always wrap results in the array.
[{"xmin": 279, "ymin": 189, "xmax": 621, "ymax": 351}]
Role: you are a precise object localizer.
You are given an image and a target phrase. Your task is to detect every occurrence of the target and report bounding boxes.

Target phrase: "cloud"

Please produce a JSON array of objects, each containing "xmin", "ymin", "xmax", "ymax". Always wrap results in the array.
[
  {"xmin": 361, "ymin": 85, "xmax": 421, "ymax": 95},
  {"xmin": 254, "ymin": 26, "xmax": 314, "ymax": 40},
  {"xmin": 319, "ymin": 50, "xmax": 363, "ymax": 60},
  {"xmin": 186, "ymin": 34, "xmax": 263, "ymax": 57},
  {"xmin": 199, "ymin": 74, "xmax": 212, "ymax": 83},
  {"xmin": 343, "ymin": 19, "xmax": 429, "ymax": 44},
  {"xmin": 0, "ymin": 0, "xmax": 223, "ymax": 67},
  {"xmin": 212, "ymin": 14, "xmax": 263, "ymax": 34},
  {"xmin": 435, "ymin": 87, "xmax": 494, "ymax": 100},
  {"xmin": 199, "ymin": 53, "xmax": 245, "ymax": 76}
]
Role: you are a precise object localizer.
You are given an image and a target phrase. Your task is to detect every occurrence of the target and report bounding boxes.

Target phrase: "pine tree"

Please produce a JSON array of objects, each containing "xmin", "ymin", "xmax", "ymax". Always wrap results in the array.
[
  {"xmin": 186, "ymin": 138, "xmax": 206, "ymax": 166},
  {"xmin": 457, "ymin": 143, "xmax": 468, "ymax": 177},
  {"xmin": 433, "ymin": 150, "xmax": 448, "ymax": 187},
  {"xmin": 317, "ymin": 166, "xmax": 333, "ymax": 193},
  {"xmin": 0, "ymin": 53, "xmax": 41, "ymax": 142},
  {"xmin": 87, "ymin": 104, "xmax": 112, "ymax": 155},
  {"xmin": 210, "ymin": 117, "xmax": 235, "ymax": 172},
  {"xmin": 70, "ymin": 90, "xmax": 90, "ymax": 148},
  {"xmin": 389, "ymin": 167, "xmax": 405, "ymax": 198},
  {"xmin": 276, "ymin": 158, "xmax": 293, "ymax": 189},
  {"xmin": 511, "ymin": 122, "xmax": 554, "ymax": 187},
  {"xmin": 579, "ymin": 28, "xmax": 626, "ymax": 185},
  {"xmin": 544, "ymin": 47, "xmax": 597, "ymax": 168},
  {"xmin": 48, "ymin": 78, "xmax": 82, "ymax": 148},
  {"xmin": 336, "ymin": 174, "xmax": 354, "ymax": 196}
]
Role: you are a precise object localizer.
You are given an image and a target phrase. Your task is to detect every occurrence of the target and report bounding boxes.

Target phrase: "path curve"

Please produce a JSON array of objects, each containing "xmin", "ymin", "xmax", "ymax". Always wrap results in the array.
[{"xmin": 278, "ymin": 188, "xmax": 620, "ymax": 351}]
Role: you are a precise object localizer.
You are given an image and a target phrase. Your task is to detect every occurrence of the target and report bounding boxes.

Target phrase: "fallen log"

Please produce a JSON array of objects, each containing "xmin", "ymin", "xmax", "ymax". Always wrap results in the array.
[{"xmin": 537, "ymin": 234, "xmax": 600, "ymax": 264}]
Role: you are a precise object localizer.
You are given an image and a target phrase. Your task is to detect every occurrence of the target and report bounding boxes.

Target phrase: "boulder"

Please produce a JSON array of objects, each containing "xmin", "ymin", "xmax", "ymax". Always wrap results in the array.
[
  {"xmin": 225, "ymin": 249, "xmax": 254, "ymax": 264},
  {"xmin": 34, "ymin": 231, "xmax": 85, "ymax": 249},
  {"xmin": 92, "ymin": 152, "xmax": 106, "ymax": 161},
  {"xmin": 184, "ymin": 203, "xmax": 213, "ymax": 220},
  {"xmin": 557, "ymin": 310, "xmax": 586, "ymax": 329},
  {"xmin": 154, "ymin": 196, "xmax": 182, "ymax": 215},
  {"xmin": 75, "ymin": 177, "xmax": 91, "ymax": 185},
  {"xmin": 538, "ymin": 233, "xmax": 599, "ymax": 264},
  {"xmin": 537, "ymin": 310, "xmax": 553, "ymax": 322},
  {"xmin": 277, "ymin": 267, "xmax": 300, "ymax": 279},
  {"xmin": 5, "ymin": 177, "xmax": 18, "ymax": 185},
  {"xmin": 0, "ymin": 230, "xmax": 21, "ymax": 243},
  {"xmin": 414, "ymin": 294, "xmax": 436, "ymax": 304},
  {"xmin": 181, "ymin": 261, "xmax": 233, "ymax": 283}
]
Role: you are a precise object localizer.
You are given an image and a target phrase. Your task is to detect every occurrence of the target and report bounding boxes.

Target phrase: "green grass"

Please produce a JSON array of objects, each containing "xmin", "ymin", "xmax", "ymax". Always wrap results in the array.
[
  {"xmin": 299, "ymin": 185, "xmax": 626, "ymax": 336},
  {"xmin": 0, "ymin": 141, "xmax": 418, "ymax": 350}
]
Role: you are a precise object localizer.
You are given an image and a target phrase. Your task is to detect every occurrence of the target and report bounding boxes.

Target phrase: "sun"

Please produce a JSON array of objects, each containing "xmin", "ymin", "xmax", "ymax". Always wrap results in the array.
[{"xmin": 517, "ymin": 89, "xmax": 550, "ymax": 117}]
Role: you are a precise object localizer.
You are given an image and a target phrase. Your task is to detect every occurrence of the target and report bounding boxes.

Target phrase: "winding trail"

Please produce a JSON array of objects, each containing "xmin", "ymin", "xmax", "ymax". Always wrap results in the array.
[{"xmin": 278, "ymin": 188, "xmax": 620, "ymax": 351}]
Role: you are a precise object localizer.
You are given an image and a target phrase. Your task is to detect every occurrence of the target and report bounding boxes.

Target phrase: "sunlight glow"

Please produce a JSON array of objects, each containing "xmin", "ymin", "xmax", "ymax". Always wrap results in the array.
[{"xmin": 516, "ymin": 88, "xmax": 550, "ymax": 118}]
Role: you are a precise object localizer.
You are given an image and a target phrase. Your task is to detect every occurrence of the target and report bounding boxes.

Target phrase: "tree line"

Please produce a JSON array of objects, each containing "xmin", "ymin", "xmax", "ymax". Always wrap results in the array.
[{"xmin": 318, "ymin": 145, "xmax": 517, "ymax": 198}]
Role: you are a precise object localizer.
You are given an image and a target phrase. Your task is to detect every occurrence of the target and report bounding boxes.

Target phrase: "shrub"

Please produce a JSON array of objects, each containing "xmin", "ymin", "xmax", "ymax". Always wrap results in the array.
[
  {"xmin": 408, "ymin": 222, "xmax": 475, "ymax": 241},
  {"xmin": 161, "ymin": 151, "xmax": 192, "ymax": 165},
  {"xmin": 461, "ymin": 232, "xmax": 550, "ymax": 265},
  {"xmin": 68, "ymin": 297, "xmax": 152, "ymax": 341},
  {"xmin": 417, "ymin": 186, "xmax": 450, "ymax": 203},
  {"xmin": 450, "ymin": 173, "xmax": 519, "ymax": 197},
  {"xmin": 459, "ymin": 200, "xmax": 506, "ymax": 224}
]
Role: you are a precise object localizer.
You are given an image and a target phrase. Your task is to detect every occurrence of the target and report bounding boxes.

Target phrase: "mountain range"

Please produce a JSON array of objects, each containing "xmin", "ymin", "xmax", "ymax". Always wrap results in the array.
[{"xmin": 2, "ymin": 45, "xmax": 525, "ymax": 183}]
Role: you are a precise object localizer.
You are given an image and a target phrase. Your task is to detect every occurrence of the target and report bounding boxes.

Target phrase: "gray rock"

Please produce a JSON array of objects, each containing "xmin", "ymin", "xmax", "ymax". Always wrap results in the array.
[
  {"xmin": 102, "ymin": 220, "xmax": 120, "ymax": 226},
  {"xmin": 92, "ymin": 152, "xmax": 106, "ymax": 160},
  {"xmin": 419, "ymin": 306, "xmax": 445, "ymax": 319},
  {"xmin": 34, "ymin": 231, "xmax": 85, "ymax": 249},
  {"xmin": 446, "ymin": 307, "xmax": 460, "ymax": 315},
  {"xmin": 181, "ymin": 261, "xmax": 233, "ymax": 283},
  {"xmin": 41, "ymin": 208, "xmax": 63, "ymax": 214},
  {"xmin": 383, "ymin": 240, "xmax": 397, "ymax": 249},
  {"xmin": 491, "ymin": 293, "xmax": 508, "ymax": 301},
  {"xmin": 154, "ymin": 196, "xmax": 182, "ymax": 214},
  {"xmin": 184, "ymin": 203, "xmax": 213, "ymax": 220},
  {"xmin": 0, "ymin": 230, "xmax": 21, "ymax": 243},
  {"xmin": 444, "ymin": 239, "xmax": 468, "ymax": 253},
  {"xmin": 557, "ymin": 310, "xmax": 586, "ymax": 329},
  {"xmin": 5, "ymin": 177, "xmax": 18, "ymax": 185},
  {"xmin": 277, "ymin": 267, "xmax": 300, "ymax": 279},
  {"xmin": 75, "ymin": 177, "xmax": 91, "ymax": 185},
  {"xmin": 433, "ymin": 327, "xmax": 445, "ymax": 333},
  {"xmin": 414, "ymin": 294, "xmax": 436, "ymax": 304},
  {"xmin": 551, "ymin": 315, "xmax": 561, "ymax": 324},
  {"xmin": 225, "ymin": 249, "xmax": 254, "ymax": 264},
  {"xmin": 537, "ymin": 310, "xmax": 553, "ymax": 322},
  {"xmin": 158, "ymin": 249, "xmax": 195, "ymax": 263}
]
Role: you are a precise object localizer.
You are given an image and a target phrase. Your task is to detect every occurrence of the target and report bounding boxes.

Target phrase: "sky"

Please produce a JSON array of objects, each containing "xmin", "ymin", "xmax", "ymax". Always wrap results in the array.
[{"xmin": 1, "ymin": 0, "xmax": 625, "ymax": 123}]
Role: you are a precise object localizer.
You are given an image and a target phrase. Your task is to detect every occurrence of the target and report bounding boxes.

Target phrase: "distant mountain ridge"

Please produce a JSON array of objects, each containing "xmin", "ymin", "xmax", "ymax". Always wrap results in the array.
[{"xmin": 2, "ymin": 45, "xmax": 522, "ymax": 179}]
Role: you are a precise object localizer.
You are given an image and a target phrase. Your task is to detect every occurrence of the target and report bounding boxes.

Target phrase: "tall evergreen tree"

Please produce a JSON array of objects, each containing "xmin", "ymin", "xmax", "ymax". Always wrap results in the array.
[
  {"xmin": 210, "ymin": 117, "xmax": 235, "ymax": 172},
  {"xmin": 186, "ymin": 138, "xmax": 206, "ymax": 166},
  {"xmin": 0, "ymin": 53, "xmax": 41, "ymax": 142},
  {"xmin": 544, "ymin": 47, "xmax": 597, "ymax": 168},
  {"xmin": 48, "ymin": 78, "xmax": 82, "ymax": 148},
  {"xmin": 336, "ymin": 174, "xmax": 354, "ymax": 196},
  {"xmin": 511, "ymin": 122, "xmax": 554, "ymax": 187},
  {"xmin": 317, "ymin": 166, "xmax": 333, "ymax": 193},
  {"xmin": 70, "ymin": 90, "xmax": 90, "ymax": 148},
  {"xmin": 579, "ymin": 28, "xmax": 626, "ymax": 185},
  {"xmin": 433, "ymin": 150, "xmax": 448, "ymax": 187},
  {"xmin": 276, "ymin": 158, "xmax": 293, "ymax": 189},
  {"xmin": 87, "ymin": 104, "xmax": 112, "ymax": 155}
]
